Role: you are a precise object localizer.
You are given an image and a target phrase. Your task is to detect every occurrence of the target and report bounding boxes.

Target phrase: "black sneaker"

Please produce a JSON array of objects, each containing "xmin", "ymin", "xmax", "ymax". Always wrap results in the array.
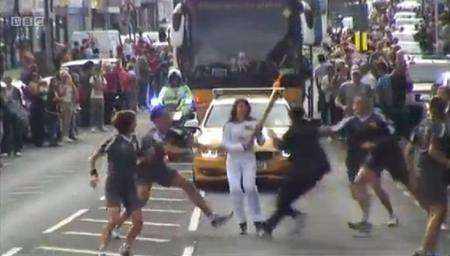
[
  {"xmin": 254, "ymin": 221, "xmax": 264, "ymax": 237},
  {"xmin": 239, "ymin": 222, "xmax": 247, "ymax": 235},
  {"xmin": 210, "ymin": 212, "xmax": 233, "ymax": 228},
  {"xmin": 286, "ymin": 208, "xmax": 304, "ymax": 219},
  {"xmin": 347, "ymin": 221, "xmax": 372, "ymax": 232},
  {"xmin": 262, "ymin": 222, "xmax": 273, "ymax": 238}
]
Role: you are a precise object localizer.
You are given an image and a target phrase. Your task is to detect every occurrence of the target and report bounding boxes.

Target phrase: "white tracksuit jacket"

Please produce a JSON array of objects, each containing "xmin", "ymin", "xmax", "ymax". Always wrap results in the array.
[{"xmin": 223, "ymin": 120, "xmax": 265, "ymax": 224}]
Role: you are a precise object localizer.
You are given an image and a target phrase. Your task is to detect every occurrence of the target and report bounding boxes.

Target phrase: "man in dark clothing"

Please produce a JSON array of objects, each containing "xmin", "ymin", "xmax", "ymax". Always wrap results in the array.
[
  {"xmin": 1, "ymin": 77, "xmax": 24, "ymax": 157},
  {"xmin": 263, "ymin": 107, "xmax": 331, "ymax": 236},
  {"xmin": 376, "ymin": 63, "xmax": 415, "ymax": 139}
]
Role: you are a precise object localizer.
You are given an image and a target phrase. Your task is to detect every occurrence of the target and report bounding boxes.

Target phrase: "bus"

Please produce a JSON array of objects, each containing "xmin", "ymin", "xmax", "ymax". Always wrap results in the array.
[{"xmin": 169, "ymin": 0, "xmax": 327, "ymax": 112}]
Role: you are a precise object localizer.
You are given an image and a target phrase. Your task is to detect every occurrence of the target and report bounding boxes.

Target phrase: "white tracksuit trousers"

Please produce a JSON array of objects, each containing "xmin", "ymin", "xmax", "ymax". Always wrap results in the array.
[{"xmin": 223, "ymin": 121, "xmax": 264, "ymax": 224}]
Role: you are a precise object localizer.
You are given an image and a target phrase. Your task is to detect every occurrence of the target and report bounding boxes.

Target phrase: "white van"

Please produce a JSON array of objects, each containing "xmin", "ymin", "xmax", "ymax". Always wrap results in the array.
[{"xmin": 71, "ymin": 30, "xmax": 121, "ymax": 58}]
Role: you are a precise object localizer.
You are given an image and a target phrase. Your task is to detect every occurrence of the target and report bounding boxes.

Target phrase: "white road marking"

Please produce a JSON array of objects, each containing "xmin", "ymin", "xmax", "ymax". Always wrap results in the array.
[
  {"xmin": 182, "ymin": 246, "xmax": 195, "ymax": 256},
  {"xmin": 80, "ymin": 218, "xmax": 181, "ymax": 227},
  {"xmin": 188, "ymin": 190, "xmax": 205, "ymax": 231},
  {"xmin": 8, "ymin": 191, "xmax": 43, "ymax": 196},
  {"xmin": 149, "ymin": 197, "xmax": 186, "ymax": 202},
  {"xmin": 64, "ymin": 231, "xmax": 170, "ymax": 243},
  {"xmin": 42, "ymin": 209, "xmax": 89, "ymax": 234},
  {"xmin": 36, "ymin": 246, "xmax": 150, "ymax": 256},
  {"xmin": 1, "ymin": 247, "xmax": 22, "ymax": 256},
  {"xmin": 98, "ymin": 207, "xmax": 186, "ymax": 213},
  {"xmin": 15, "ymin": 185, "xmax": 44, "ymax": 190}
]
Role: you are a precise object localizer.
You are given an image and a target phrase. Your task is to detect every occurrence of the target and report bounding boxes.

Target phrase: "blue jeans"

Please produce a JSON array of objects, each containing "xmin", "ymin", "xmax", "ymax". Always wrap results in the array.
[{"xmin": 138, "ymin": 79, "xmax": 149, "ymax": 107}]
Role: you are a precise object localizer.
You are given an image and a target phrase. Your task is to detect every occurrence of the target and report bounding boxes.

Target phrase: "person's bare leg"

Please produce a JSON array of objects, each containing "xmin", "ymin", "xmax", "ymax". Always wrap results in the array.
[
  {"xmin": 137, "ymin": 184, "xmax": 152, "ymax": 206},
  {"xmin": 370, "ymin": 176, "xmax": 394, "ymax": 216},
  {"xmin": 171, "ymin": 173, "xmax": 212, "ymax": 216},
  {"xmin": 422, "ymin": 205, "xmax": 446, "ymax": 252},
  {"xmin": 124, "ymin": 209, "xmax": 143, "ymax": 247},
  {"xmin": 353, "ymin": 169, "xmax": 372, "ymax": 223},
  {"xmin": 100, "ymin": 207, "xmax": 120, "ymax": 250}
]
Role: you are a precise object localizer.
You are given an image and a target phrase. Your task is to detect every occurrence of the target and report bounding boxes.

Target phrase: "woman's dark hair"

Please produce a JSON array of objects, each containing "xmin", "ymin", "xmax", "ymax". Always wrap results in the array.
[
  {"xmin": 112, "ymin": 110, "xmax": 137, "ymax": 134},
  {"xmin": 48, "ymin": 77, "xmax": 60, "ymax": 94},
  {"xmin": 429, "ymin": 96, "xmax": 447, "ymax": 120},
  {"xmin": 229, "ymin": 98, "xmax": 252, "ymax": 123}
]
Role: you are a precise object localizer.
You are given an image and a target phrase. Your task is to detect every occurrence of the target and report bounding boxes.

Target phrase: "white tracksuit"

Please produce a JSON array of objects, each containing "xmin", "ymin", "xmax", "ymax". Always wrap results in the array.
[{"xmin": 223, "ymin": 120, "xmax": 265, "ymax": 224}]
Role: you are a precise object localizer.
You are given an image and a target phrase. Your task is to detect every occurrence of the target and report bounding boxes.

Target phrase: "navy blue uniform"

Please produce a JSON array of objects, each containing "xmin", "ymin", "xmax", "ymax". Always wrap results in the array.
[
  {"xmin": 333, "ymin": 112, "xmax": 407, "ymax": 184},
  {"xmin": 137, "ymin": 128, "xmax": 188, "ymax": 187},
  {"xmin": 99, "ymin": 134, "xmax": 140, "ymax": 215},
  {"xmin": 410, "ymin": 119, "xmax": 449, "ymax": 205}
]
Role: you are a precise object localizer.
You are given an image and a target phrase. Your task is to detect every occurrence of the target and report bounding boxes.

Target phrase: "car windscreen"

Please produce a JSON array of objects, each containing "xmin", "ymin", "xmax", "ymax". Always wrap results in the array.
[{"xmin": 204, "ymin": 102, "xmax": 290, "ymax": 128}]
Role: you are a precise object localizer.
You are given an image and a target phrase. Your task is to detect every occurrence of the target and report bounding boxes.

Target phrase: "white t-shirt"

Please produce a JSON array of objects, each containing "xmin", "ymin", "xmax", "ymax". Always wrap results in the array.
[
  {"xmin": 361, "ymin": 72, "xmax": 377, "ymax": 90},
  {"xmin": 90, "ymin": 75, "xmax": 105, "ymax": 99}
]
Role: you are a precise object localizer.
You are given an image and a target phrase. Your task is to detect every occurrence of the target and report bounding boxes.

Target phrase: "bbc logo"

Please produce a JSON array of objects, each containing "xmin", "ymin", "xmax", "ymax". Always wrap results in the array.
[{"xmin": 11, "ymin": 16, "xmax": 45, "ymax": 27}]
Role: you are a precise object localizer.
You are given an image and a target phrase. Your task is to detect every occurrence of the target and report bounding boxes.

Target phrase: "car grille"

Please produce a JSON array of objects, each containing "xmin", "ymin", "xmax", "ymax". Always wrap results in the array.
[{"xmin": 255, "ymin": 152, "xmax": 274, "ymax": 161}]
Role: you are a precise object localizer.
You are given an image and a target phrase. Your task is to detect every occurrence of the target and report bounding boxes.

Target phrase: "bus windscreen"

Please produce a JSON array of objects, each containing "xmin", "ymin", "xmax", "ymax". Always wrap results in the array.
[{"xmin": 189, "ymin": 0, "xmax": 289, "ymax": 67}]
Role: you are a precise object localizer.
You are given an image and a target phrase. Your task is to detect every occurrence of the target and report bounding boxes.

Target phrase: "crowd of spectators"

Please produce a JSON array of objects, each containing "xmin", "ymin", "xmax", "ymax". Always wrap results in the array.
[{"xmin": 0, "ymin": 33, "xmax": 171, "ymax": 163}]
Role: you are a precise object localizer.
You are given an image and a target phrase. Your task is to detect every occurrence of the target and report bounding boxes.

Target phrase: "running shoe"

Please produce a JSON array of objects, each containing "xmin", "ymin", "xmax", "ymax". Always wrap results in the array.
[
  {"xmin": 347, "ymin": 221, "xmax": 372, "ymax": 232},
  {"xmin": 119, "ymin": 243, "xmax": 131, "ymax": 256},
  {"xmin": 254, "ymin": 221, "xmax": 265, "ymax": 237},
  {"xmin": 14, "ymin": 152, "xmax": 22, "ymax": 157},
  {"xmin": 0, "ymin": 153, "xmax": 8, "ymax": 158},
  {"xmin": 387, "ymin": 215, "xmax": 399, "ymax": 227},
  {"xmin": 239, "ymin": 222, "xmax": 247, "ymax": 235},
  {"xmin": 286, "ymin": 208, "xmax": 304, "ymax": 219},
  {"xmin": 262, "ymin": 222, "xmax": 273, "ymax": 238},
  {"xmin": 210, "ymin": 212, "xmax": 233, "ymax": 228},
  {"xmin": 412, "ymin": 249, "xmax": 439, "ymax": 256},
  {"xmin": 111, "ymin": 227, "xmax": 121, "ymax": 239},
  {"xmin": 98, "ymin": 248, "xmax": 107, "ymax": 256}
]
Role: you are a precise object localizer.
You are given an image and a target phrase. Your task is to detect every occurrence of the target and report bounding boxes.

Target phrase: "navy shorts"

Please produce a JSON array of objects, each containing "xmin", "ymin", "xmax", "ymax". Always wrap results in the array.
[
  {"xmin": 105, "ymin": 177, "xmax": 140, "ymax": 216},
  {"xmin": 136, "ymin": 164, "xmax": 178, "ymax": 187}
]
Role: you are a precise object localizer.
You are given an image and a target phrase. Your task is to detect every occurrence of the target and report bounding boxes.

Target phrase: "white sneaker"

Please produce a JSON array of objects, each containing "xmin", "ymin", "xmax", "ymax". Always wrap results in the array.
[
  {"xmin": 111, "ymin": 227, "xmax": 121, "ymax": 239},
  {"xmin": 441, "ymin": 223, "xmax": 448, "ymax": 231},
  {"xmin": 387, "ymin": 215, "xmax": 399, "ymax": 227},
  {"xmin": 63, "ymin": 137, "xmax": 74, "ymax": 143},
  {"xmin": 0, "ymin": 153, "xmax": 8, "ymax": 158},
  {"xmin": 14, "ymin": 152, "xmax": 23, "ymax": 157},
  {"xmin": 91, "ymin": 127, "xmax": 97, "ymax": 133}
]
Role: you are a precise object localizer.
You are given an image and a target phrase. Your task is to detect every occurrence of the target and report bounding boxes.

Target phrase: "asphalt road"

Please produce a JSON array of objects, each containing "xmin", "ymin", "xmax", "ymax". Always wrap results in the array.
[{"xmin": 1, "ymin": 113, "xmax": 449, "ymax": 256}]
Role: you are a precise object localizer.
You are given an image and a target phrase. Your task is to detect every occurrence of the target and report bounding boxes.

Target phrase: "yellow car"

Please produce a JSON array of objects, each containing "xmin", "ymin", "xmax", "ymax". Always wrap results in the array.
[{"xmin": 192, "ymin": 88, "xmax": 292, "ymax": 190}]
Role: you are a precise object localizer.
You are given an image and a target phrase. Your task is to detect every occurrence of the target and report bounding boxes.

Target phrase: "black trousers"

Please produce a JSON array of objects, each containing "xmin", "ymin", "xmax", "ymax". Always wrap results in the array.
[
  {"xmin": 30, "ymin": 106, "xmax": 45, "ymax": 147},
  {"xmin": 266, "ymin": 161, "xmax": 330, "ymax": 230},
  {"xmin": 1, "ymin": 113, "xmax": 24, "ymax": 154},
  {"xmin": 104, "ymin": 92, "xmax": 115, "ymax": 125}
]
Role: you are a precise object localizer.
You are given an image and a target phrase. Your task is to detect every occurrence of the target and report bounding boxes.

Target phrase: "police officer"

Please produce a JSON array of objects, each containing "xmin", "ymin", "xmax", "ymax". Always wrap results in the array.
[{"xmin": 263, "ymin": 107, "xmax": 331, "ymax": 236}]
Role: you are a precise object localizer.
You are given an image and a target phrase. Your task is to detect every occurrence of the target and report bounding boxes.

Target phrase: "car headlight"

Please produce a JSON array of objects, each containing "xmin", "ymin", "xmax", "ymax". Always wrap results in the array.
[
  {"xmin": 200, "ymin": 149, "xmax": 224, "ymax": 158},
  {"xmin": 281, "ymin": 150, "xmax": 291, "ymax": 158}
]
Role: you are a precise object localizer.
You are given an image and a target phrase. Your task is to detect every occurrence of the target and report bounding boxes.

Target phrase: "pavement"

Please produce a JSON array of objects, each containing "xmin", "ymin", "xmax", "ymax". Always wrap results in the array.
[{"xmin": 1, "ymin": 113, "xmax": 449, "ymax": 256}]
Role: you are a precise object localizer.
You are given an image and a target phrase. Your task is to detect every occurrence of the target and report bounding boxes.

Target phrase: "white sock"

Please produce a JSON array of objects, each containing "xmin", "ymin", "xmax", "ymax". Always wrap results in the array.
[{"xmin": 361, "ymin": 211, "xmax": 369, "ymax": 223}]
